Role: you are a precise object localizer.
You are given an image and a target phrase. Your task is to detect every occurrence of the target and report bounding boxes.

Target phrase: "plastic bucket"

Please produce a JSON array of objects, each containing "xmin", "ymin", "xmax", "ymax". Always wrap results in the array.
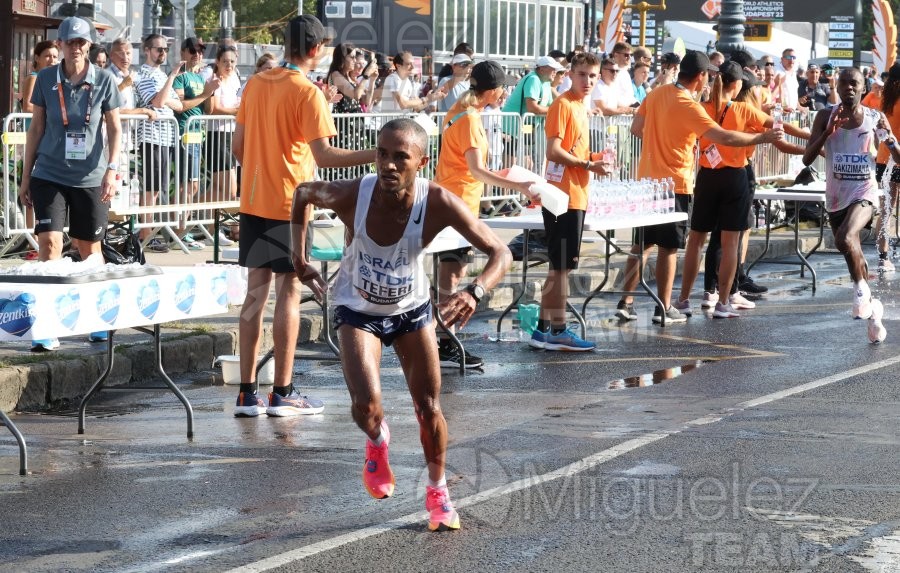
[
  {"xmin": 216, "ymin": 354, "xmax": 274, "ymax": 385},
  {"xmin": 517, "ymin": 303, "xmax": 540, "ymax": 335}
]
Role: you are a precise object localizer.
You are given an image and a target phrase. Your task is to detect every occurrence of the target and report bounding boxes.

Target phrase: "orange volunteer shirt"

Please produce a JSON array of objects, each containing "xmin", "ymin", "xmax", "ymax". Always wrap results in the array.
[
  {"xmin": 236, "ymin": 66, "xmax": 337, "ymax": 220},
  {"xmin": 872, "ymin": 98, "xmax": 892, "ymax": 164},
  {"xmin": 636, "ymin": 83, "xmax": 718, "ymax": 194},
  {"xmin": 698, "ymin": 101, "xmax": 769, "ymax": 169},
  {"xmin": 544, "ymin": 90, "xmax": 590, "ymax": 210},
  {"xmin": 434, "ymin": 101, "xmax": 489, "ymax": 216}
]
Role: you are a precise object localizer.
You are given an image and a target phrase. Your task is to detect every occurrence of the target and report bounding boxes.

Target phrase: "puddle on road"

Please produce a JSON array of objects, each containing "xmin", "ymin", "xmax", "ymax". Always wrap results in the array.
[{"xmin": 607, "ymin": 360, "xmax": 713, "ymax": 390}]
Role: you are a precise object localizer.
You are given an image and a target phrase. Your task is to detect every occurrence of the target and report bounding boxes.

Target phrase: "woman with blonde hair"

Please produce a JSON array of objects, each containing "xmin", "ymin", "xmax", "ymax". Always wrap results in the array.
[{"xmin": 433, "ymin": 60, "xmax": 536, "ymax": 368}]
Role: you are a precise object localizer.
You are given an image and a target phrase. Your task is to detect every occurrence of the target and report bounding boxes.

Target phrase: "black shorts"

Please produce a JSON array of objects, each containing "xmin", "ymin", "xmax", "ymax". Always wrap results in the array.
[
  {"xmin": 642, "ymin": 194, "xmax": 691, "ymax": 249},
  {"xmin": 139, "ymin": 142, "xmax": 172, "ymax": 203},
  {"xmin": 542, "ymin": 208, "xmax": 585, "ymax": 271},
  {"xmin": 205, "ymin": 130, "xmax": 235, "ymax": 172},
  {"xmin": 30, "ymin": 176, "xmax": 107, "ymax": 241},
  {"xmin": 238, "ymin": 213, "xmax": 305, "ymax": 274},
  {"xmin": 437, "ymin": 246, "xmax": 474, "ymax": 264},
  {"xmin": 875, "ymin": 163, "xmax": 900, "ymax": 185},
  {"xmin": 828, "ymin": 200, "xmax": 874, "ymax": 234},
  {"xmin": 334, "ymin": 300, "xmax": 433, "ymax": 347},
  {"xmin": 691, "ymin": 166, "xmax": 752, "ymax": 232}
]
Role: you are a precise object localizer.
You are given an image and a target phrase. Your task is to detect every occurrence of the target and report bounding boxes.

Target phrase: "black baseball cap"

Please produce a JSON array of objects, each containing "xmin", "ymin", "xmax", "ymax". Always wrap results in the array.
[
  {"xmin": 741, "ymin": 69, "xmax": 760, "ymax": 88},
  {"xmin": 470, "ymin": 60, "xmax": 506, "ymax": 91},
  {"xmin": 181, "ymin": 37, "xmax": 205, "ymax": 53},
  {"xmin": 680, "ymin": 50, "xmax": 719, "ymax": 76},
  {"xmin": 285, "ymin": 15, "xmax": 334, "ymax": 56},
  {"xmin": 718, "ymin": 61, "xmax": 743, "ymax": 83},
  {"xmin": 730, "ymin": 49, "xmax": 755, "ymax": 69}
]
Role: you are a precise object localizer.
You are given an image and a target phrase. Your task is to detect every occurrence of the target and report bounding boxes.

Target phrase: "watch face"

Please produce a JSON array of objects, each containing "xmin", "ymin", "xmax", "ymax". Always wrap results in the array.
[{"xmin": 473, "ymin": 284, "xmax": 485, "ymax": 299}]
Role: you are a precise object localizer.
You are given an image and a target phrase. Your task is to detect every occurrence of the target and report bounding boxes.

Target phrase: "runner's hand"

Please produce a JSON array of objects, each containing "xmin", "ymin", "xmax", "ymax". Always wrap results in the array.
[
  {"xmin": 438, "ymin": 291, "xmax": 477, "ymax": 328},
  {"xmin": 293, "ymin": 259, "xmax": 326, "ymax": 303},
  {"xmin": 100, "ymin": 169, "xmax": 117, "ymax": 203},
  {"xmin": 18, "ymin": 182, "xmax": 31, "ymax": 209}
]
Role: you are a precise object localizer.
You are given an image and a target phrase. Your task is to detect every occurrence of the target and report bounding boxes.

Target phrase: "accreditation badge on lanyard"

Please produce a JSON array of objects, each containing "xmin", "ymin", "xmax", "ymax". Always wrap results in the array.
[{"xmin": 58, "ymin": 64, "xmax": 94, "ymax": 161}]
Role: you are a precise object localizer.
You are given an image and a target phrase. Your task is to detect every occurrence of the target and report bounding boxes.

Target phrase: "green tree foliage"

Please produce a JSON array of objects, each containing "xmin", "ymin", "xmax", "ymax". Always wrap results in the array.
[
  {"xmin": 192, "ymin": 0, "xmax": 318, "ymax": 45},
  {"xmin": 861, "ymin": 0, "xmax": 900, "ymax": 52}
]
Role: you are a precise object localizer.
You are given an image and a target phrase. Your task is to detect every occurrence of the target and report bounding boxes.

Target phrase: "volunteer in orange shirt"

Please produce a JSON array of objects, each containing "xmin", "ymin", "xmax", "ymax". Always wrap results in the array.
[
  {"xmin": 676, "ymin": 62, "xmax": 783, "ymax": 318},
  {"xmin": 231, "ymin": 15, "xmax": 375, "ymax": 418},
  {"xmin": 878, "ymin": 67, "xmax": 900, "ymax": 272},
  {"xmin": 529, "ymin": 52, "xmax": 610, "ymax": 352},
  {"xmin": 433, "ymin": 60, "xmax": 534, "ymax": 369},
  {"xmin": 615, "ymin": 51, "xmax": 782, "ymax": 325}
]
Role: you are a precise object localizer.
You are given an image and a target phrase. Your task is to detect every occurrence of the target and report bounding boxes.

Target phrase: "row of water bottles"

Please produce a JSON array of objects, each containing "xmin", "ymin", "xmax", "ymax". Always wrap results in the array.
[
  {"xmin": 586, "ymin": 177, "xmax": 677, "ymax": 220},
  {"xmin": 110, "ymin": 153, "xmax": 141, "ymax": 211}
]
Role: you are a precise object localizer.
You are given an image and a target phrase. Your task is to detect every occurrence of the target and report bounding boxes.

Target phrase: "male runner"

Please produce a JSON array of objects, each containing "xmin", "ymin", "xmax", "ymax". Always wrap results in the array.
[{"xmin": 290, "ymin": 118, "xmax": 512, "ymax": 530}]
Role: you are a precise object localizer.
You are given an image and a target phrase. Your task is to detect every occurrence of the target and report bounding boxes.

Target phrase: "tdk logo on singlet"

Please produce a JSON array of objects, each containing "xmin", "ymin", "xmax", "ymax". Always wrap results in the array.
[
  {"xmin": 355, "ymin": 252, "xmax": 414, "ymax": 305},
  {"xmin": 832, "ymin": 153, "xmax": 872, "ymax": 181}
]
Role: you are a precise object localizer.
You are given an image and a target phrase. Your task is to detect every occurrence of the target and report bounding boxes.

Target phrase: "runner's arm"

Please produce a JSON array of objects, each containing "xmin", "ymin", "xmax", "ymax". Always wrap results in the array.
[
  {"xmin": 802, "ymin": 107, "xmax": 836, "ymax": 166},
  {"xmin": 430, "ymin": 185, "xmax": 512, "ymax": 327}
]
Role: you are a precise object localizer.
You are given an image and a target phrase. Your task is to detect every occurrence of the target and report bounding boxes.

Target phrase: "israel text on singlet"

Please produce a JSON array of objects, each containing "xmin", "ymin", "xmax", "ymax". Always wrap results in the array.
[{"xmin": 331, "ymin": 174, "xmax": 433, "ymax": 316}]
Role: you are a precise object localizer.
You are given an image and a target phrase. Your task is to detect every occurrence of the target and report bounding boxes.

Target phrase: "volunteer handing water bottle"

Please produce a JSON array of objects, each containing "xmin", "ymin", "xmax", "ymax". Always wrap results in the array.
[{"xmin": 18, "ymin": 16, "xmax": 123, "ymax": 351}]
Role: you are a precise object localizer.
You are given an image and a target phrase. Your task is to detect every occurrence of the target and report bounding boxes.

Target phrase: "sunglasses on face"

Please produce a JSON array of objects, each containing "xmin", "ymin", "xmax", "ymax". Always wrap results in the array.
[
  {"xmin": 764, "ymin": 62, "xmax": 774, "ymax": 66},
  {"xmin": 784, "ymin": 55, "xmax": 796, "ymax": 60},
  {"xmin": 603, "ymin": 68, "xmax": 619, "ymax": 73},
  {"xmin": 152, "ymin": 46, "xmax": 168, "ymax": 53}
]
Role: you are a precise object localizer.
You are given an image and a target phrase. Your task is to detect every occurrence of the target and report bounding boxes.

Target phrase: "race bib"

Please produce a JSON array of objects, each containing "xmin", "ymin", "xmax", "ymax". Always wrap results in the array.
[
  {"xmin": 65, "ymin": 132, "xmax": 88, "ymax": 160},
  {"xmin": 703, "ymin": 144, "xmax": 723, "ymax": 168},
  {"xmin": 831, "ymin": 153, "xmax": 872, "ymax": 181},
  {"xmin": 545, "ymin": 161, "xmax": 565, "ymax": 183}
]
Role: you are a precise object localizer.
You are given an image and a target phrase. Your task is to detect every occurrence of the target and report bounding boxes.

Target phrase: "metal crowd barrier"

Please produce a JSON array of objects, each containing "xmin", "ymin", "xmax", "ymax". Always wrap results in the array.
[
  {"xmin": 0, "ymin": 113, "xmax": 32, "ymax": 256},
  {"xmin": 1, "ymin": 107, "xmax": 828, "ymax": 257},
  {"xmin": 179, "ymin": 115, "xmax": 240, "ymax": 246}
]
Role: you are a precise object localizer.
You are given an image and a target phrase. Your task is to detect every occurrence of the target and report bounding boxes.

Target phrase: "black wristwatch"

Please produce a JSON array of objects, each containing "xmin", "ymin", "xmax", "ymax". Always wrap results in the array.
[{"xmin": 465, "ymin": 283, "xmax": 485, "ymax": 303}]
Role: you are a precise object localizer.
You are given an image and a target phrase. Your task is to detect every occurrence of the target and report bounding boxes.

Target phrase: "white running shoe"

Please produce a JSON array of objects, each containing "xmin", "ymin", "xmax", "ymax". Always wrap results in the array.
[
  {"xmin": 878, "ymin": 258, "xmax": 896, "ymax": 273},
  {"xmin": 701, "ymin": 291, "xmax": 718, "ymax": 309},
  {"xmin": 713, "ymin": 302, "xmax": 740, "ymax": 319},
  {"xmin": 729, "ymin": 292, "xmax": 757, "ymax": 310},
  {"xmin": 853, "ymin": 295, "xmax": 872, "ymax": 320},
  {"xmin": 868, "ymin": 298, "xmax": 887, "ymax": 344}
]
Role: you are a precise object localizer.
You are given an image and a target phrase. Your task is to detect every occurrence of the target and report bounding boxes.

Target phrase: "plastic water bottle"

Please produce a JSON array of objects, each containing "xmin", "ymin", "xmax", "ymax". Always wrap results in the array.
[
  {"xmin": 666, "ymin": 178, "xmax": 676, "ymax": 212},
  {"xmin": 129, "ymin": 178, "xmax": 141, "ymax": 209},
  {"xmin": 773, "ymin": 102, "xmax": 783, "ymax": 131},
  {"xmin": 602, "ymin": 131, "xmax": 617, "ymax": 167}
]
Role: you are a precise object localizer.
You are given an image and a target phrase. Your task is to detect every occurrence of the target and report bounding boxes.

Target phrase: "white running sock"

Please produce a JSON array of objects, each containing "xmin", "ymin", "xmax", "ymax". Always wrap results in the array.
[
  {"xmin": 855, "ymin": 280, "xmax": 871, "ymax": 301},
  {"xmin": 428, "ymin": 474, "xmax": 447, "ymax": 489},
  {"xmin": 369, "ymin": 429, "xmax": 385, "ymax": 447}
]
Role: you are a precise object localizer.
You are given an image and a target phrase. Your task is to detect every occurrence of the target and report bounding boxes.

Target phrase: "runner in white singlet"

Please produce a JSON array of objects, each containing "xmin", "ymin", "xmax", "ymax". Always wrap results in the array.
[{"xmin": 289, "ymin": 118, "xmax": 512, "ymax": 531}]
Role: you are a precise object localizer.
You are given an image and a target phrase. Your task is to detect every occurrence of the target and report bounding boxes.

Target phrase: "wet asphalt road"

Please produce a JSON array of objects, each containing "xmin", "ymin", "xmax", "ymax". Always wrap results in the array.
[{"xmin": 2, "ymin": 253, "xmax": 900, "ymax": 572}]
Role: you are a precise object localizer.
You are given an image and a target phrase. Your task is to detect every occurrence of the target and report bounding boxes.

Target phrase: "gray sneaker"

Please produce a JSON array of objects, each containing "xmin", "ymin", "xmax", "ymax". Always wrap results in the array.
[
  {"xmin": 615, "ymin": 300, "xmax": 638, "ymax": 321},
  {"xmin": 145, "ymin": 238, "xmax": 170, "ymax": 253},
  {"xmin": 672, "ymin": 299, "xmax": 693, "ymax": 317},
  {"xmin": 652, "ymin": 305, "xmax": 687, "ymax": 325}
]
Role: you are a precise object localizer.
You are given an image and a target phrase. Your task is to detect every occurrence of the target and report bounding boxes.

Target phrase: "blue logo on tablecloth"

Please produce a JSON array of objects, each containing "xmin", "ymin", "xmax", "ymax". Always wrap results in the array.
[
  {"xmin": 55, "ymin": 289, "xmax": 81, "ymax": 330},
  {"xmin": 0, "ymin": 293, "xmax": 37, "ymax": 337},
  {"xmin": 211, "ymin": 272, "xmax": 227, "ymax": 307},
  {"xmin": 97, "ymin": 284, "xmax": 121, "ymax": 325},
  {"xmin": 174, "ymin": 275, "xmax": 196, "ymax": 313},
  {"xmin": 138, "ymin": 279, "xmax": 161, "ymax": 320}
]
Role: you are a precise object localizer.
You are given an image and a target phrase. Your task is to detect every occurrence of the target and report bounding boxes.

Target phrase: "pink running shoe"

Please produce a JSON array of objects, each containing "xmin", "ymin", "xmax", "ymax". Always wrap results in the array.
[
  {"xmin": 853, "ymin": 295, "xmax": 872, "ymax": 320},
  {"xmin": 363, "ymin": 421, "xmax": 395, "ymax": 499},
  {"xmin": 426, "ymin": 485, "xmax": 461, "ymax": 531},
  {"xmin": 868, "ymin": 299, "xmax": 887, "ymax": 344}
]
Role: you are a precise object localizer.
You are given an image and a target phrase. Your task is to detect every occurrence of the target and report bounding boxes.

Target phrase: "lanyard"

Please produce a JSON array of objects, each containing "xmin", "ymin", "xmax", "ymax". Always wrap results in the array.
[
  {"xmin": 281, "ymin": 61, "xmax": 301, "ymax": 72},
  {"xmin": 56, "ymin": 63, "xmax": 95, "ymax": 129}
]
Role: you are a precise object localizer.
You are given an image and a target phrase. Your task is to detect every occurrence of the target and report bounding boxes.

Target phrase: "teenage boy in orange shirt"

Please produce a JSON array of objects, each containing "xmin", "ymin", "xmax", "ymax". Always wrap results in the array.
[{"xmin": 530, "ymin": 52, "xmax": 611, "ymax": 351}]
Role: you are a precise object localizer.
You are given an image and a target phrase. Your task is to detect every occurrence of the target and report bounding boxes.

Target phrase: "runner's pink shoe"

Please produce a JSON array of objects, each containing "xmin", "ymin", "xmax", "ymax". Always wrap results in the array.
[
  {"xmin": 868, "ymin": 298, "xmax": 887, "ymax": 344},
  {"xmin": 426, "ymin": 485, "xmax": 461, "ymax": 531},
  {"xmin": 363, "ymin": 420, "xmax": 394, "ymax": 499}
]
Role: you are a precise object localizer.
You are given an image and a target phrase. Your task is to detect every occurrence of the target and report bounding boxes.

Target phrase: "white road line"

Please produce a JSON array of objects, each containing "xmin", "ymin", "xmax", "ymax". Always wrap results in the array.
[{"xmin": 226, "ymin": 354, "xmax": 900, "ymax": 573}]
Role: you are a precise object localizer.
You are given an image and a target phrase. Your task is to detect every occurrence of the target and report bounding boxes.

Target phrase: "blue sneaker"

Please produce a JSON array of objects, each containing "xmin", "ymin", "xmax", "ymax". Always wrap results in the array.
[
  {"xmin": 31, "ymin": 338, "xmax": 60, "ymax": 352},
  {"xmin": 543, "ymin": 328, "xmax": 595, "ymax": 352},
  {"xmin": 266, "ymin": 387, "xmax": 325, "ymax": 416},
  {"xmin": 234, "ymin": 392, "xmax": 267, "ymax": 417},
  {"xmin": 89, "ymin": 331, "xmax": 109, "ymax": 342},
  {"xmin": 529, "ymin": 329, "xmax": 547, "ymax": 349}
]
